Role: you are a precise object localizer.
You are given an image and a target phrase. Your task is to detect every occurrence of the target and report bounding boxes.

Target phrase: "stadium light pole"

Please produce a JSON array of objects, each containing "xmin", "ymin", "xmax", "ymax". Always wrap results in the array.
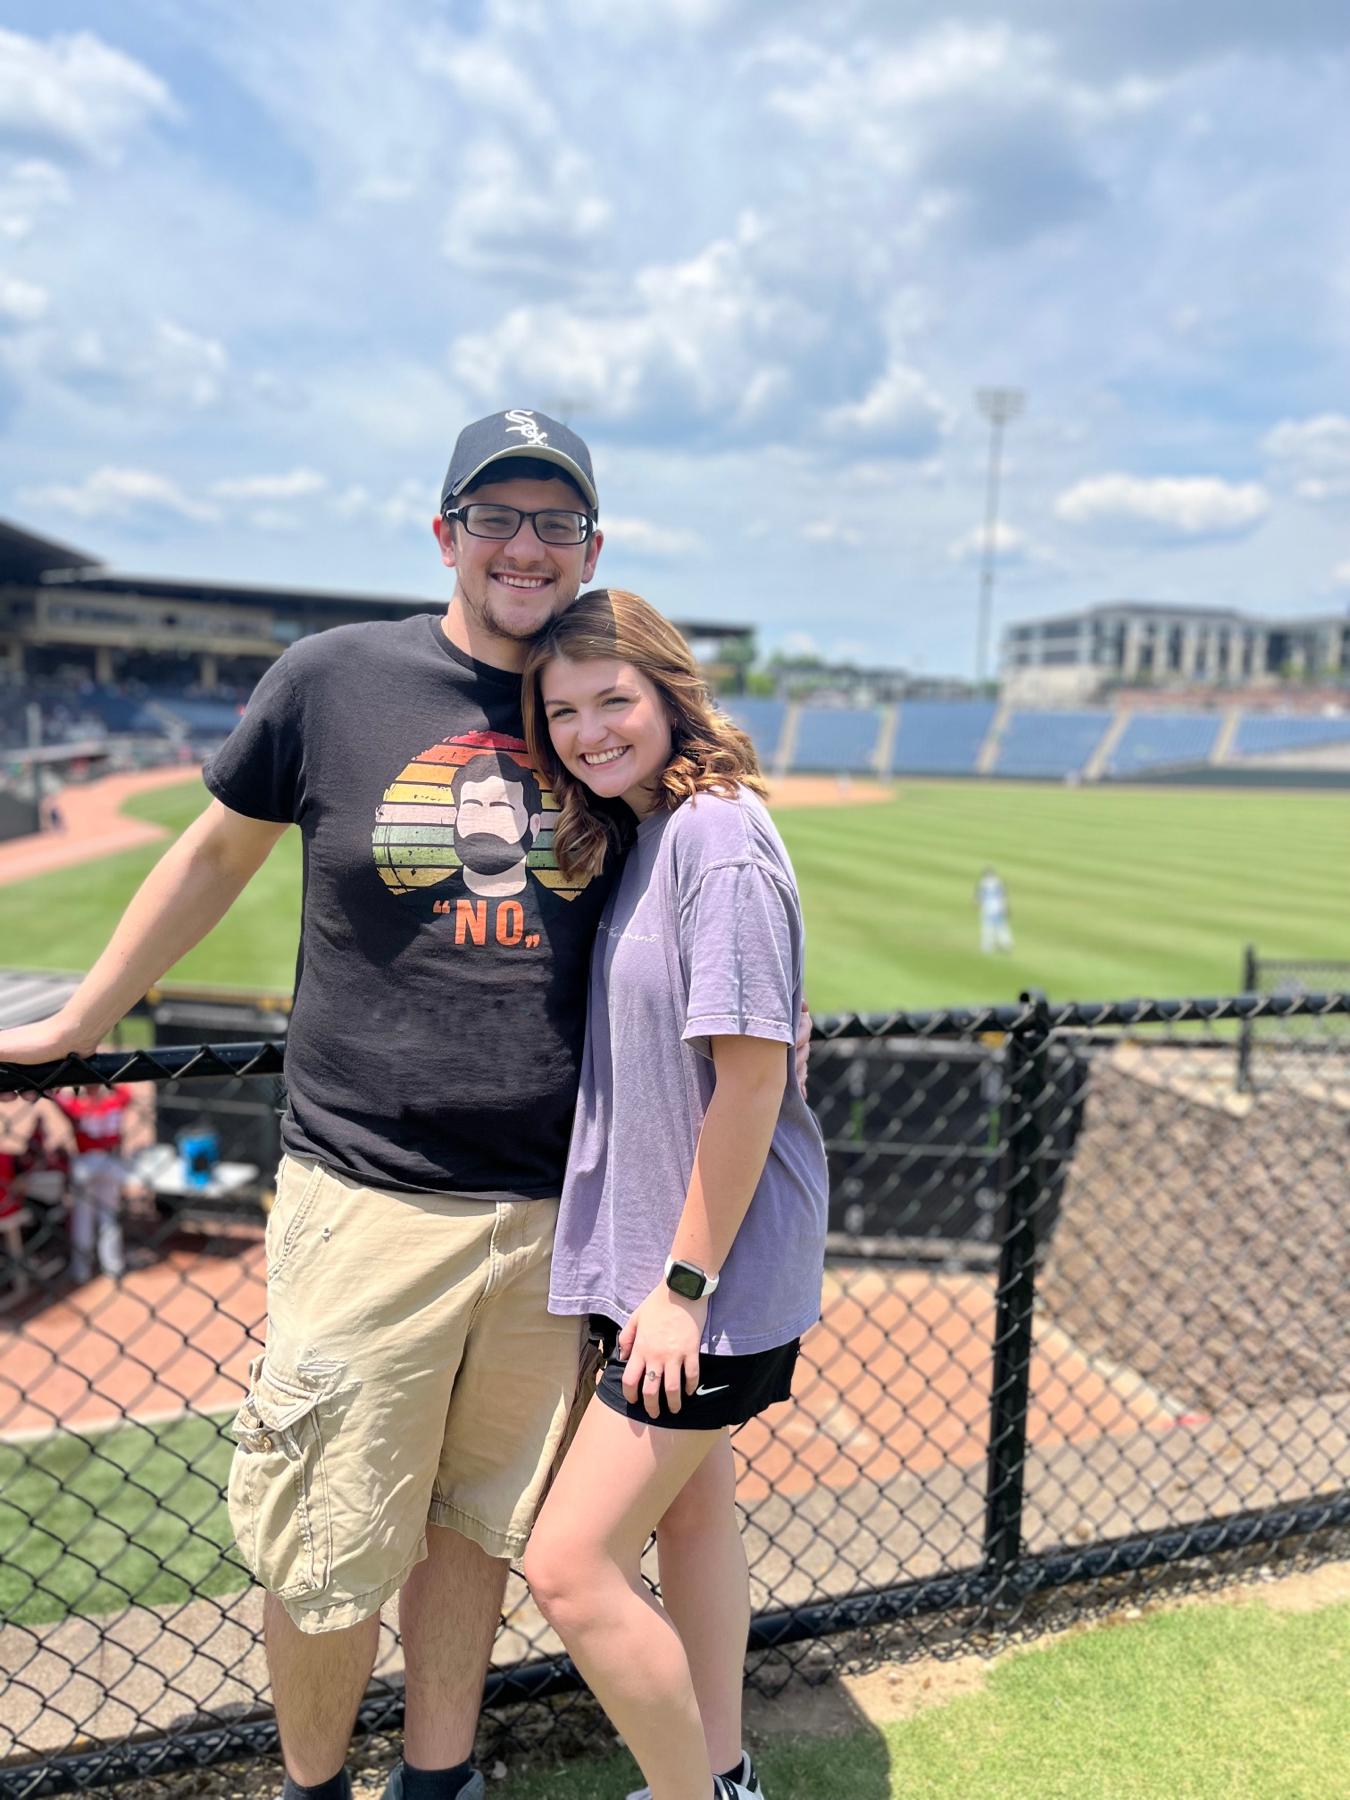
[{"xmin": 974, "ymin": 387, "xmax": 1024, "ymax": 689}]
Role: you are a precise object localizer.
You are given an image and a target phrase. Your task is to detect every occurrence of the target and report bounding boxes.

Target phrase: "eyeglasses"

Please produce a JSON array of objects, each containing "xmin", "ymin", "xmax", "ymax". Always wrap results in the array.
[{"xmin": 442, "ymin": 503, "xmax": 595, "ymax": 546}]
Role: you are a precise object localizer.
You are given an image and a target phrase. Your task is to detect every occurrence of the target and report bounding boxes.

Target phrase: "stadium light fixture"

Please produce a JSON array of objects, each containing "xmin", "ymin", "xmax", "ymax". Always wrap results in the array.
[{"xmin": 974, "ymin": 387, "xmax": 1025, "ymax": 688}]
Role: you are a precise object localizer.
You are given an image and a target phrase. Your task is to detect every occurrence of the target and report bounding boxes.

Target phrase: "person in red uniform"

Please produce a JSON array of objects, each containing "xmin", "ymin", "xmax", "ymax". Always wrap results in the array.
[
  {"xmin": 57, "ymin": 1084, "xmax": 134, "ymax": 1282},
  {"xmin": 0, "ymin": 1148, "xmax": 32, "ymax": 1305}
]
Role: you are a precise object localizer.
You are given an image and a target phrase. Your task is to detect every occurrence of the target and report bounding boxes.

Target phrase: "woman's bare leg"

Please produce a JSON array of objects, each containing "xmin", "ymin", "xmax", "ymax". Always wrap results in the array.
[
  {"xmin": 523, "ymin": 1400, "xmax": 721, "ymax": 1800},
  {"xmin": 653, "ymin": 1434, "xmax": 749, "ymax": 1774}
]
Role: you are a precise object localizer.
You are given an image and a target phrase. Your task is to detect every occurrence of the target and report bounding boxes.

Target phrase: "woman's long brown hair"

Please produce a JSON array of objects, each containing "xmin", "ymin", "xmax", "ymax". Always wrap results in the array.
[{"xmin": 522, "ymin": 588, "xmax": 767, "ymax": 883}]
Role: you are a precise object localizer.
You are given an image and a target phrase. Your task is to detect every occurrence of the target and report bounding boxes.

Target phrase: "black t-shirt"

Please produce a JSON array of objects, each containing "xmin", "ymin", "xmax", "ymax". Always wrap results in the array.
[{"xmin": 203, "ymin": 612, "xmax": 615, "ymax": 1196}]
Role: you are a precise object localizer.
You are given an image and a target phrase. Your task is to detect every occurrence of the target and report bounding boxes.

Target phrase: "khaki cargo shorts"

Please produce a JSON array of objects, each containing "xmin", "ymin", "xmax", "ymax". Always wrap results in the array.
[{"xmin": 227, "ymin": 1155, "xmax": 584, "ymax": 1634}]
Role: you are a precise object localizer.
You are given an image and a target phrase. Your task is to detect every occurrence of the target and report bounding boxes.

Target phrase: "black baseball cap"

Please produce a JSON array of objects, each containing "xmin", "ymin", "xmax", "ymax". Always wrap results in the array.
[{"xmin": 441, "ymin": 409, "xmax": 598, "ymax": 513}]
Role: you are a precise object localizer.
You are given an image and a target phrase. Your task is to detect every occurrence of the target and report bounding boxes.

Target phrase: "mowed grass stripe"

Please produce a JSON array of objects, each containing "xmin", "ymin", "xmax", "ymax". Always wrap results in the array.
[
  {"xmin": 773, "ymin": 782, "xmax": 1348, "ymax": 1009},
  {"xmin": 0, "ymin": 780, "xmax": 1344, "ymax": 1012}
]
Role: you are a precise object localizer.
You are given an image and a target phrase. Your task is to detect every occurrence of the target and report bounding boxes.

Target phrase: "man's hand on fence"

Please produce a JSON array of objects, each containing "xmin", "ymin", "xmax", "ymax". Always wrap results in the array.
[{"xmin": 0, "ymin": 1012, "xmax": 96, "ymax": 1070}]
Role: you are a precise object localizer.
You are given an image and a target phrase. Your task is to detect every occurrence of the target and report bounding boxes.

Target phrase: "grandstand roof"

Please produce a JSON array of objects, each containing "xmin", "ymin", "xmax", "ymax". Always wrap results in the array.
[
  {"xmin": 40, "ymin": 565, "xmax": 440, "ymax": 617},
  {"xmin": 0, "ymin": 519, "xmax": 102, "ymax": 583}
]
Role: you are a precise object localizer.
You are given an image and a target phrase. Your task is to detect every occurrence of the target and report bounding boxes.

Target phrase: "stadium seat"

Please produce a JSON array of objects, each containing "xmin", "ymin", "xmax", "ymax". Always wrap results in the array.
[
  {"xmin": 993, "ymin": 710, "xmax": 1113, "ymax": 779},
  {"xmin": 1105, "ymin": 713, "xmax": 1222, "ymax": 777},
  {"xmin": 791, "ymin": 705, "xmax": 884, "ymax": 774},
  {"xmin": 888, "ymin": 700, "xmax": 998, "ymax": 775}
]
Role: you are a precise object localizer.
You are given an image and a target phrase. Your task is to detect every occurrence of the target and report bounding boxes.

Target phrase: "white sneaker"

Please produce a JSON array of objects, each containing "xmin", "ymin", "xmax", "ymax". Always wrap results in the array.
[
  {"xmin": 625, "ymin": 1751, "xmax": 762, "ymax": 1800},
  {"xmin": 714, "ymin": 1759, "xmax": 763, "ymax": 1799}
]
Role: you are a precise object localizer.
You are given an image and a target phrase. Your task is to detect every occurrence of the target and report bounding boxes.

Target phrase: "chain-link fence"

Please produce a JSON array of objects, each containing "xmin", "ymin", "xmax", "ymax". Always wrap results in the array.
[
  {"xmin": 1, "ymin": 992, "xmax": 1347, "ymax": 1796},
  {"xmin": 1236, "ymin": 946, "xmax": 1350, "ymax": 1092}
]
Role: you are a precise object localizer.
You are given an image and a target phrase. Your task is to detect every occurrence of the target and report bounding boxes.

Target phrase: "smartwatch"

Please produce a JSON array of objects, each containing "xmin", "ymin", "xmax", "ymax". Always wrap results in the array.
[{"xmin": 664, "ymin": 1256, "xmax": 720, "ymax": 1301}]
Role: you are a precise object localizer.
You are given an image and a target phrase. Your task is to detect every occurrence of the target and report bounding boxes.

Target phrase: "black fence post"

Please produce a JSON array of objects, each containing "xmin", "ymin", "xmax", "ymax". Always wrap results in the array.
[
  {"xmin": 980, "ymin": 988, "xmax": 1052, "ymax": 1597},
  {"xmin": 1236, "ymin": 941, "xmax": 1258, "ymax": 1093}
]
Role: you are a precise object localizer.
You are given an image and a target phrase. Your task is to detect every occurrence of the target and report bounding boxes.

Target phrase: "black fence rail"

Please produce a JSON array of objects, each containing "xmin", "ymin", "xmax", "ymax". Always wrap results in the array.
[{"xmin": 0, "ymin": 991, "xmax": 1347, "ymax": 1797}]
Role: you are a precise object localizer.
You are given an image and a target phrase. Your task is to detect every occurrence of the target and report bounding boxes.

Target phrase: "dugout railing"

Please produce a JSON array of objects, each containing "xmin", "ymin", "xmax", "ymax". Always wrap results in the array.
[{"xmin": 0, "ymin": 989, "xmax": 1347, "ymax": 1796}]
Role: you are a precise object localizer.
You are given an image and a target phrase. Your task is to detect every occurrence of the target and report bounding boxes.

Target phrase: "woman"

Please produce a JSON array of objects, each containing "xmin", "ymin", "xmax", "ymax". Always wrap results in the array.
[{"xmin": 520, "ymin": 590, "xmax": 828, "ymax": 1800}]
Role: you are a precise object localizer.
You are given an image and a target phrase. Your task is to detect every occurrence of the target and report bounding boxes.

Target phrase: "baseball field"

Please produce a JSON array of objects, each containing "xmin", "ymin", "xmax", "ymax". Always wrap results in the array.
[{"xmin": 0, "ymin": 775, "xmax": 1345, "ymax": 1011}]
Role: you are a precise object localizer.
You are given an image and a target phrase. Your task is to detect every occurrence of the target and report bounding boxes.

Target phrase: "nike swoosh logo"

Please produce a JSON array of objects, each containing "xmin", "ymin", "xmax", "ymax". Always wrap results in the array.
[{"xmin": 694, "ymin": 1383, "xmax": 730, "ymax": 1397}]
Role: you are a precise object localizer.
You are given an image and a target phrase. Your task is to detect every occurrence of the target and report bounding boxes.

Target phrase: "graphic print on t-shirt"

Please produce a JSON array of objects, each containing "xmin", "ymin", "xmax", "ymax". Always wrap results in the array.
[{"xmin": 372, "ymin": 730, "xmax": 592, "ymax": 948}]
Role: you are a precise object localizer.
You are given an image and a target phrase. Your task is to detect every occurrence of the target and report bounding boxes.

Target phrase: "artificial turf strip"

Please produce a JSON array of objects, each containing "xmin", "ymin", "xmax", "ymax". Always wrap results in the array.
[
  {"xmin": 0, "ymin": 780, "xmax": 1346, "ymax": 1014},
  {"xmin": 495, "ymin": 1596, "xmax": 1350, "ymax": 1799},
  {"xmin": 0, "ymin": 1414, "xmax": 244, "ymax": 1625}
]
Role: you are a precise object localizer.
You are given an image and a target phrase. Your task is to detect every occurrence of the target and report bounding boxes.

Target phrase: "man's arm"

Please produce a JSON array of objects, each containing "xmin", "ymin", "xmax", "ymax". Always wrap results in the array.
[{"xmin": 0, "ymin": 799, "xmax": 289, "ymax": 1064}]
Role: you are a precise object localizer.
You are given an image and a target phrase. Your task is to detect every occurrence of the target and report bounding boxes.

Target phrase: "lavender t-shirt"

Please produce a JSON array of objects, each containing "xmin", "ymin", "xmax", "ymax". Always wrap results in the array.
[{"xmin": 549, "ymin": 787, "xmax": 828, "ymax": 1355}]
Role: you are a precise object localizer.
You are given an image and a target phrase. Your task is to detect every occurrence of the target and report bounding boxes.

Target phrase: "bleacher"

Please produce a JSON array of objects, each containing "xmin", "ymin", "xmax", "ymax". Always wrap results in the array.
[
  {"xmin": 793, "ymin": 705, "xmax": 884, "ymax": 774},
  {"xmin": 719, "ymin": 697, "xmax": 786, "ymax": 768},
  {"xmin": 1231, "ymin": 714, "xmax": 1350, "ymax": 757},
  {"xmin": 993, "ymin": 710, "xmax": 1112, "ymax": 779},
  {"xmin": 1105, "ymin": 713, "xmax": 1221, "ymax": 777},
  {"xmin": 888, "ymin": 700, "xmax": 997, "ymax": 775}
]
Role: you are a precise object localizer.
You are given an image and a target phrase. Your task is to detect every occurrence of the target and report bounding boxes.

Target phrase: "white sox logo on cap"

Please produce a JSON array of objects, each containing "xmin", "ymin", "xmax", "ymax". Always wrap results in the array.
[{"xmin": 504, "ymin": 409, "xmax": 549, "ymax": 448}]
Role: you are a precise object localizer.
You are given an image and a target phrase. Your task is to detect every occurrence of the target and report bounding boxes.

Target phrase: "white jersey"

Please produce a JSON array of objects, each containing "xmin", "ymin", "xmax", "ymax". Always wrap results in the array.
[{"xmin": 977, "ymin": 875, "xmax": 1008, "ymax": 920}]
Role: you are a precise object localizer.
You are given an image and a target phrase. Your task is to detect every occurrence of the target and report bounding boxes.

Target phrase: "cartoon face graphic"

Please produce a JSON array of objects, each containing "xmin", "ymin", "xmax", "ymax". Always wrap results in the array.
[{"xmin": 372, "ymin": 729, "xmax": 590, "ymax": 906}]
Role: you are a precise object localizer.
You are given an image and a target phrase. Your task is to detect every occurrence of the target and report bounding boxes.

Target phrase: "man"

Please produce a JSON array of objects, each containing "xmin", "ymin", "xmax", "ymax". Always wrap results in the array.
[
  {"xmin": 0, "ymin": 409, "xmax": 799, "ymax": 1800},
  {"xmin": 974, "ymin": 864, "xmax": 1014, "ymax": 955},
  {"xmin": 0, "ymin": 411, "xmax": 605, "ymax": 1800}
]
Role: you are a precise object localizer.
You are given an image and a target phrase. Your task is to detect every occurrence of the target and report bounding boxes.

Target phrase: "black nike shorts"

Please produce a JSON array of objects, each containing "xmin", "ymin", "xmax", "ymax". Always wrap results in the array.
[{"xmin": 588, "ymin": 1314, "xmax": 800, "ymax": 1432}]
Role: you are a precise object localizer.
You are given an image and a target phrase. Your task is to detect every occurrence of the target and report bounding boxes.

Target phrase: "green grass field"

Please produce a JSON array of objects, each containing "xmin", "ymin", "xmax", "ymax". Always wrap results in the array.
[
  {"xmin": 0, "ymin": 1414, "xmax": 242, "ymax": 1625},
  {"xmin": 501, "ymin": 1594, "xmax": 1349, "ymax": 1799},
  {"xmin": 0, "ymin": 777, "xmax": 1345, "ymax": 1011}
]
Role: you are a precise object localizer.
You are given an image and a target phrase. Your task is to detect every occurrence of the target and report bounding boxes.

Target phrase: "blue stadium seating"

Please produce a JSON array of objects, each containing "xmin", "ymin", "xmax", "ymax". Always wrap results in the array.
[
  {"xmin": 792, "ymin": 706, "xmax": 884, "ymax": 773},
  {"xmin": 155, "ymin": 697, "xmax": 247, "ymax": 735},
  {"xmin": 993, "ymin": 710, "xmax": 1112, "ymax": 779},
  {"xmin": 1232, "ymin": 714, "xmax": 1350, "ymax": 757},
  {"xmin": 888, "ymin": 700, "xmax": 997, "ymax": 775},
  {"xmin": 83, "ymin": 691, "xmax": 163, "ymax": 733},
  {"xmin": 719, "ymin": 697, "xmax": 785, "ymax": 766},
  {"xmin": 1105, "ymin": 713, "xmax": 1221, "ymax": 777}
]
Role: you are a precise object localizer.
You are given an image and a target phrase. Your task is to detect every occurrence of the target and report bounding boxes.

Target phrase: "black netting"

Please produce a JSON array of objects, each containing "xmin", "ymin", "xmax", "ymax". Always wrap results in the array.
[{"xmin": 1, "ymin": 995, "xmax": 1346, "ymax": 1796}]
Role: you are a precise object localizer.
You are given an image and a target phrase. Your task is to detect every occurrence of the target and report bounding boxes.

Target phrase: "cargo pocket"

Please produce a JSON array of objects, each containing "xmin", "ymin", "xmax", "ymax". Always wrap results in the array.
[{"xmin": 228, "ymin": 1352, "xmax": 335, "ymax": 1599}]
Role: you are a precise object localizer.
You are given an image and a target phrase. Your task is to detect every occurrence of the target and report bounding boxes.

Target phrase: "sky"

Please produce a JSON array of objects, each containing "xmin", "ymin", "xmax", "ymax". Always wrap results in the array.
[{"xmin": 1, "ymin": 0, "xmax": 1349, "ymax": 678}]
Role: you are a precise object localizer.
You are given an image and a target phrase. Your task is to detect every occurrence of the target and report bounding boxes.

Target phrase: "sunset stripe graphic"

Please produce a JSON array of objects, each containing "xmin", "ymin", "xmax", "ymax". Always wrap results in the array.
[{"xmin": 371, "ymin": 729, "xmax": 588, "ymax": 900}]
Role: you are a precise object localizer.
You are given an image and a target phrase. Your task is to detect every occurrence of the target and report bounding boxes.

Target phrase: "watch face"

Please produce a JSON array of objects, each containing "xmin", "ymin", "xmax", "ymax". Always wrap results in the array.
[{"xmin": 666, "ymin": 1261, "xmax": 705, "ymax": 1300}]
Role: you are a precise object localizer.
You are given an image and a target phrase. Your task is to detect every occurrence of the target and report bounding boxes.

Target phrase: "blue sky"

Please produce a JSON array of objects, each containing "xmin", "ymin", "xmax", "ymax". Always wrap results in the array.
[{"xmin": 1, "ymin": 0, "xmax": 1348, "ymax": 676}]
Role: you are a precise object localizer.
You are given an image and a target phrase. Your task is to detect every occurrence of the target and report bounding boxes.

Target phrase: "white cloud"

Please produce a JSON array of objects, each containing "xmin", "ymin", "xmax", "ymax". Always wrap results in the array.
[
  {"xmin": 211, "ymin": 468, "xmax": 328, "ymax": 503},
  {"xmin": 1054, "ymin": 474, "xmax": 1269, "ymax": 541},
  {"xmin": 0, "ymin": 273, "xmax": 47, "ymax": 325},
  {"xmin": 418, "ymin": 38, "xmax": 557, "ymax": 130},
  {"xmin": 1263, "ymin": 413, "xmax": 1350, "ymax": 503},
  {"xmin": 1333, "ymin": 559, "xmax": 1350, "ymax": 589},
  {"xmin": 598, "ymin": 515, "xmax": 702, "ymax": 556},
  {"xmin": 760, "ymin": 23, "xmax": 1165, "ymax": 172},
  {"xmin": 780, "ymin": 630, "xmax": 820, "ymax": 658},
  {"xmin": 333, "ymin": 477, "xmax": 433, "ymax": 534},
  {"xmin": 0, "ymin": 157, "xmax": 71, "ymax": 239},
  {"xmin": 151, "ymin": 321, "xmax": 228, "ymax": 408},
  {"xmin": 802, "ymin": 518, "xmax": 863, "ymax": 547},
  {"xmin": 442, "ymin": 140, "xmax": 610, "ymax": 274},
  {"xmin": 451, "ymin": 214, "xmax": 821, "ymax": 432},
  {"xmin": 825, "ymin": 360, "xmax": 949, "ymax": 452},
  {"xmin": 948, "ymin": 521, "xmax": 1030, "ymax": 564},
  {"xmin": 0, "ymin": 27, "xmax": 177, "ymax": 163},
  {"xmin": 49, "ymin": 318, "xmax": 229, "ymax": 411},
  {"xmin": 21, "ymin": 466, "xmax": 219, "ymax": 524}
]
